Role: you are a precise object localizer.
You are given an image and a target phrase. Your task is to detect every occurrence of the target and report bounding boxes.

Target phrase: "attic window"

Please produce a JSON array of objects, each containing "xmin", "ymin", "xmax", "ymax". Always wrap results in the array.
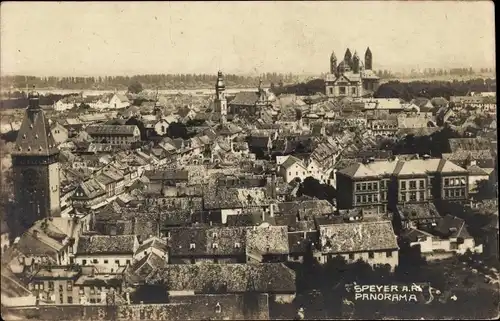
[
  {"xmin": 35, "ymin": 134, "xmax": 38, "ymax": 139},
  {"xmin": 212, "ymin": 232, "xmax": 218, "ymax": 238},
  {"xmin": 18, "ymin": 147, "xmax": 22, "ymax": 151},
  {"xmin": 27, "ymin": 146, "xmax": 31, "ymax": 151},
  {"xmin": 215, "ymin": 302, "xmax": 222, "ymax": 313},
  {"xmin": 30, "ymin": 124, "xmax": 33, "ymax": 129},
  {"xmin": 212, "ymin": 243, "xmax": 218, "ymax": 249},
  {"xmin": 23, "ymin": 134, "xmax": 26, "ymax": 139},
  {"xmin": 234, "ymin": 242, "xmax": 241, "ymax": 249},
  {"xmin": 190, "ymin": 243, "xmax": 196, "ymax": 249},
  {"xmin": 39, "ymin": 147, "xmax": 43, "ymax": 151}
]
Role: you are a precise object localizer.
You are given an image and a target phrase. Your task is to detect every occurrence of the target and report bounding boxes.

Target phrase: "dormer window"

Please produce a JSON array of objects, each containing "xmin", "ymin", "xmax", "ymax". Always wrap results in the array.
[
  {"xmin": 23, "ymin": 134, "xmax": 26, "ymax": 139},
  {"xmin": 234, "ymin": 243, "xmax": 241, "ymax": 249},
  {"xmin": 35, "ymin": 134, "xmax": 38, "ymax": 139},
  {"xmin": 212, "ymin": 232, "xmax": 218, "ymax": 238},
  {"xmin": 190, "ymin": 243, "xmax": 196, "ymax": 249},
  {"xmin": 212, "ymin": 243, "xmax": 218, "ymax": 249},
  {"xmin": 215, "ymin": 302, "xmax": 221, "ymax": 314}
]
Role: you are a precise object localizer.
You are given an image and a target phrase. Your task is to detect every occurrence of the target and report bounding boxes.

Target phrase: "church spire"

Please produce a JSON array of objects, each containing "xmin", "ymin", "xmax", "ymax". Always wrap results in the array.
[
  {"xmin": 365, "ymin": 47, "xmax": 373, "ymax": 70},
  {"xmin": 330, "ymin": 51, "xmax": 337, "ymax": 75},
  {"xmin": 344, "ymin": 48, "xmax": 353, "ymax": 68},
  {"xmin": 352, "ymin": 51, "xmax": 360, "ymax": 74}
]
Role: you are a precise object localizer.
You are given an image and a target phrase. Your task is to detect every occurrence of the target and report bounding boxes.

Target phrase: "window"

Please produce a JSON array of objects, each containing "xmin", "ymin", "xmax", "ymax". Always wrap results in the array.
[
  {"xmin": 48, "ymin": 281, "xmax": 54, "ymax": 290},
  {"xmin": 212, "ymin": 243, "xmax": 218, "ymax": 249},
  {"xmin": 348, "ymin": 253, "xmax": 355, "ymax": 260},
  {"xmin": 386, "ymin": 251, "xmax": 393, "ymax": 258},
  {"xmin": 212, "ymin": 232, "xmax": 218, "ymax": 238},
  {"xmin": 93, "ymin": 259, "xmax": 98, "ymax": 264},
  {"xmin": 340, "ymin": 87, "xmax": 346, "ymax": 95},
  {"xmin": 410, "ymin": 192, "xmax": 417, "ymax": 201},
  {"xmin": 373, "ymin": 182, "xmax": 378, "ymax": 190},
  {"xmin": 382, "ymin": 192, "xmax": 387, "ymax": 201},
  {"xmin": 90, "ymin": 287, "xmax": 95, "ymax": 294},
  {"xmin": 59, "ymin": 284, "xmax": 63, "ymax": 292},
  {"xmin": 399, "ymin": 192, "xmax": 406, "ymax": 202},
  {"xmin": 68, "ymin": 296, "xmax": 73, "ymax": 304},
  {"xmin": 368, "ymin": 252, "xmax": 374, "ymax": 259},
  {"xmin": 419, "ymin": 180, "xmax": 425, "ymax": 189},
  {"xmin": 215, "ymin": 302, "xmax": 222, "ymax": 314},
  {"xmin": 115, "ymin": 260, "xmax": 120, "ymax": 264},
  {"xmin": 356, "ymin": 195, "xmax": 361, "ymax": 203},
  {"xmin": 419, "ymin": 191, "xmax": 425, "ymax": 200},
  {"xmin": 410, "ymin": 181, "xmax": 416, "ymax": 190},
  {"xmin": 401, "ymin": 181, "xmax": 406, "ymax": 190},
  {"xmin": 329, "ymin": 87, "xmax": 333, "ymax": 95},
  {"xmin": 351, "ymin": 87, "xmax": 356, "ymax": 95},
  {"xmin": 356, "ymin": 183, "xmax": 361, "ymax": 191},
  {"xmin": 362, "ymin": 195, "xmax": 367, "ymax": 203},
  {"xmin": 362, "ymin": 183, "xmax": 366, "ymax": 191},
  {"xmin": 59, "ymin": 294, "xmax": 64, "ymax": 303},
  {"xmin": 126, "ymin": 260, "xmax": 131, "ymax": 265},
  {"xmin": 367, "ymin": 194, "xmax": 372, "ymax": 203},
  {"xmin": 67, "ymin": 282, "xmax": 72, "ymax": 291},
  {"xmin": 444, "ymin": 178, "xmax": 450, "ymax": 186},
  {"xmin": 373, "ymin": 194, "xmax": 379, "ymax": 202},
  {"xmin": 190, "ymin": 243, "xmax": 196, "ymax": 249},
  {"xmin": 90, "ymin": 298, "xmax": 96, "ymax": 304},
  {"xmin": 234, "ymin": 243, "xmax": 241, "ymax": 249},
  {"xmin": 104, "ymin": 260, "xmax": 108, "ymax": 264},
  {"xmin": 82, "ymin": 259, "xmax": 87, "ymax": 265}
]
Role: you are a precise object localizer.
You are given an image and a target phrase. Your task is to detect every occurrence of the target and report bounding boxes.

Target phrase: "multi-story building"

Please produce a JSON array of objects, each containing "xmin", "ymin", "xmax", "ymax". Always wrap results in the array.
[
  {"xmin": 85, "ymin": 125, "xmax": 141, "ymax": 146},
  {"xmin": 336, "ymin": 157, "xmax": 470, "ymax": 213}
]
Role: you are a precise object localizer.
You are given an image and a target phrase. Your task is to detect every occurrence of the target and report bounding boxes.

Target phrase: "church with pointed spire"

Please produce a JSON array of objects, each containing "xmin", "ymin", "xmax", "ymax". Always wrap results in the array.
[
  {"xmin": 11, "ymin": 88, "xmax": 61, "ymax": 229},
  {"xmin": 325, "ymin": 47, "xmax": 380, "ymax": 98}
]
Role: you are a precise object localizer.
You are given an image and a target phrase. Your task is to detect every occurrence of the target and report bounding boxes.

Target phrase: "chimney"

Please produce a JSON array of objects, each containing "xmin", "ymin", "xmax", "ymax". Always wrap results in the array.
[
  {"xmin": 269, "ymin": 203, "xmax": 275, "ymax": 217},
  {"xmin": 33, "ymin": 230, "xmax": 39, "ymax": 239}
]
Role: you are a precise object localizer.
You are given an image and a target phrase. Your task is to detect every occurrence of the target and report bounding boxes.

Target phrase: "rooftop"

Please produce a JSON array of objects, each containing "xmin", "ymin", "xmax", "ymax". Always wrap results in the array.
[
  {"xmin": 319, "ymin": 220, "xmax": 398, "ymax": 254},
  {"xmin": 76, "ymin": 235, "xmax": 137, "ymax": 255}
]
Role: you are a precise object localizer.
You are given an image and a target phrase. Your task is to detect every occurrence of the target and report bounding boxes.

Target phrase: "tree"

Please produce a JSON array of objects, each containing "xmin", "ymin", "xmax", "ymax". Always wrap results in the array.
[
  {"xmin": 128, "ymin": 80, "xmax": 143, "ymax": 94},
  {"xmin": 166, "ymin": 122, "xmax": 189, "ymax": 139}
]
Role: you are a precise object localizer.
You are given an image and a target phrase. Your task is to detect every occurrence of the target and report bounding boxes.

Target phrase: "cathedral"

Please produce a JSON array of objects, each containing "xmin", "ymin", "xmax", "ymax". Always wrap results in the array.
[
  {"xmin": 325, "ymin": 47, "xmax": 380, "ymax": 98},
  {"xmin": 11, "ymin": 89, "xmax": 61, "ymax": 229}
]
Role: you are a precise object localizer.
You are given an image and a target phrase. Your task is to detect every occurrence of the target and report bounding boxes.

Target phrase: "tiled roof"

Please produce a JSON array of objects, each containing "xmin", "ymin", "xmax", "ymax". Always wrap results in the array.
[
  {"xmin": 246, "ymin": 226, "xmax": 289, "ymax": 255},
  {"xmin": 86, "ymin": 125, "xmax": 138, "ymax": 136},
  {"xmin": 136, "ymin": 237, "xmax": 168, "ymax": 255},
  {"xmin": 129, "ymin": 252, "xmax": 168, "ymax": 281},
  {"xmin": 319, "ymin": 220, "xmax": 398, "ymax": 254},
  {"xmin": 338, "ymin": 158, "xmax": 467, "ymax": 178},
  {"xmin": 229, "ymin": 91, "xmax": 260, "ymax": 106},
  {"xmin": 434, "ymin": 214, "xmax": 471, "ymax": 239},
  {"xmin": 144, "ymin": 263, "xmax": 296, "ymax": 293},
  {"xmin": 288, "ymin": 231, "xmax": 319, "ymax": 254},
  {"xmin": 76, "ymin": 235, "xmax": 137, "ymax": 255},
  {"xmin": 448, "ymin": 138, "xmax": 492, "ymax": 152},
  {"xmin": 144, "ymin": 170, "xmax": 189, "ymax": 181},
  {"xmin": 13, "ymin": 105, "xmax": 59, "ymax": 157},
  {"xmin": 396, "ymin": 203, "xmax": 441, "ymax": 221}
]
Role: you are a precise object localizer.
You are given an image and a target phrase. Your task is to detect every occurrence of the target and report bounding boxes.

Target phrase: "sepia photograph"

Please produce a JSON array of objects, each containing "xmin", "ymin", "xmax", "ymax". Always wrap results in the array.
[{"xmin": 0, "ymin": 1, "xmax": 497, "ymax": 320}]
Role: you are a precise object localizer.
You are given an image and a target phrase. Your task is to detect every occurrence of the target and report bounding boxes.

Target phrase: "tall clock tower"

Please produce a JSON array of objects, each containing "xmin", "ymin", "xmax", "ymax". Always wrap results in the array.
[
  {"xmin": 11, "ymin": 89, "xmax": 61, "ymax": 229},
  {"xmin": 214, "ymin": 71, "xmax": 227, "ymax": 123}
]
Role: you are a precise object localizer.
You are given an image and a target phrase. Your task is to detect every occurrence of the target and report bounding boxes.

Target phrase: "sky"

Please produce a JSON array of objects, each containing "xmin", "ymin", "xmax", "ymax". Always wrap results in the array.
[{"xmin": 0, "ymin": 1, "xmax": 496, "ymax": 77}]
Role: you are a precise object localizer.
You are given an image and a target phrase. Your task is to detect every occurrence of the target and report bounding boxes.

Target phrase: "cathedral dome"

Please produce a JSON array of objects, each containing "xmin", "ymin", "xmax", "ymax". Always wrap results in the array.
[{"xmin": 337, "ymin": 60, "xmax": 351, "ymax": 73}]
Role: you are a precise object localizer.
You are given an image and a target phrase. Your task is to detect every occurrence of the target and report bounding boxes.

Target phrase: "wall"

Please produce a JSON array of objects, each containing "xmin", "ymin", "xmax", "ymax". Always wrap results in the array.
[
  {"xmin": 74, "ymin": 254, "xmax": 133, "ymax": 273},
  {"xmin": 320, "ymin": 250, "xmax": 399, "ymax": 271}
]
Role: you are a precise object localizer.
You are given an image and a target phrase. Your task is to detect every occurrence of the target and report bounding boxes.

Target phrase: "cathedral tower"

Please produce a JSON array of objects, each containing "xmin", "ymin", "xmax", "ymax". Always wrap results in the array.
[
  {"xmin": 330, "ymin": 51, "xmax": 337, "ymax": 75},
  {"xmin": 214, "ymin": 71, "xmax": 227, "ymax": 123},
  {"xmin": 352, "ymin": 52, "xmax": 360, "ymax": 74},
  {"xmin": 365, "ymin": 47, "xmax": 373, "ymax": 70},
  {"xmin": 344, "ymin": 48, "xmax": 353, "ymax": 69},
  {"xmin": 11, "ymin": 89, "xmax": 61, "ymax": 229}
]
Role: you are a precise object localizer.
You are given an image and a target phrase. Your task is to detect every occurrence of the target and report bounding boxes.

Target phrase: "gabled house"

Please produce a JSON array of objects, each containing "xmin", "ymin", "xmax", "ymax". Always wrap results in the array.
[
  {"xmin": 318, "ymin": 220, "xmax": 399, "ymax": 271},
  {"xmin": 109, "ymin": 93, "xmax": 131, "ymax": 109},
  {"xmin": 75, "ymin": 235, "xmax": 139, "ymax": 273}
]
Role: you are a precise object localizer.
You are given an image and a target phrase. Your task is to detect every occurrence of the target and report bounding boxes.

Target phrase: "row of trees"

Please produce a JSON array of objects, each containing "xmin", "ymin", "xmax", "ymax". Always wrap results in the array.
[
  {"xmin": 374, "ymin": 78, "xmax": 497, "ymax": 101},
  {"xmin": 1, "ymin": 73, "xmax": 301, "ymax": 91}
]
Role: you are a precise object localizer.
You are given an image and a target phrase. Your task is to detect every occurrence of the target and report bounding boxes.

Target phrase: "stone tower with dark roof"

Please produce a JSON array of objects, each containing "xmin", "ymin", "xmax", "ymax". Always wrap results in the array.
[
  {"xmin": 344, "ymin": 48, "xmax": 353, "ymax": 69},
  {"xmin": 330, "ymin": 51, "xmax": 337, "ymax": 75},
  {"xmin": 11, "ymin": 89, "xmax": 61, "ymax": 229},
  {"xmin": 214, "ymin": 71, "xmax": 227, "ymax": 123},
  {"xmin": 365, "ymin": 47, "xmax": 373, "ymax": 70}
]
